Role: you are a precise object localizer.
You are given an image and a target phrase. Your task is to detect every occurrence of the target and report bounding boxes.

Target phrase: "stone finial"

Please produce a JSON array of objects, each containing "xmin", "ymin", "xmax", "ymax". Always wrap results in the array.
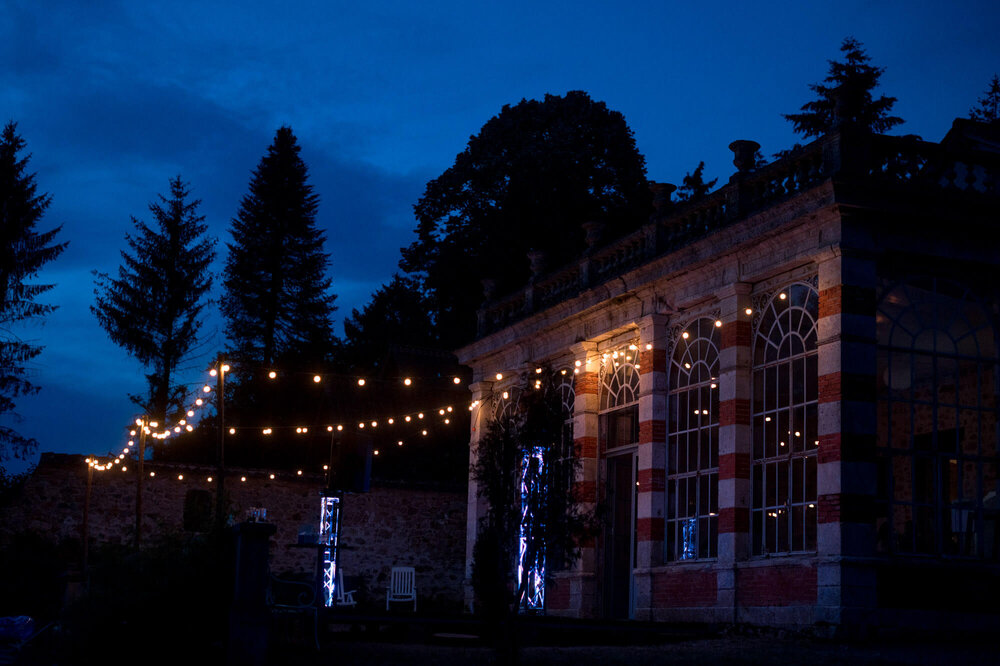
[
  {"xmin": 481, "ymin": 278, "xmax": 497, "ymax": 302},
  {"xmin": 581, "ymin": 220, "xmax": 606, "ymax": 251},
  {"xmin": 729, "ymin": 140, "xmax": 761, "ymax": 173},
  {"xmin": 526, "ymin": 248, "xmax": 547, "ymax": 278}
]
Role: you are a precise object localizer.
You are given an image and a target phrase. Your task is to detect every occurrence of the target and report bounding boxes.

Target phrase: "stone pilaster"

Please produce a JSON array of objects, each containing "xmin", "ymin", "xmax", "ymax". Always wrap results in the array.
[{"xmin": 463, "ymin": 379, "xmax": 495, "ymax": 613}]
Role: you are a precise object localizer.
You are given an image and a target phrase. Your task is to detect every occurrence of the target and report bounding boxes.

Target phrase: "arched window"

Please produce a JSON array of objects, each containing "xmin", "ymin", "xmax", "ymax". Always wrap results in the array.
[
  {"xmin": 876, "ymin": 277, "xmax": 999, "ymax": 558},
  {"xmin": 600, "ymin": 347, "xmax": 640, "ymax": 449},
  {"xmin": 667, "ymin": 318, "xmax": 720, "ymax": 560},
  {"xmin": 751, "ymin": 282, "xmax": 819, "ymax": 555}
]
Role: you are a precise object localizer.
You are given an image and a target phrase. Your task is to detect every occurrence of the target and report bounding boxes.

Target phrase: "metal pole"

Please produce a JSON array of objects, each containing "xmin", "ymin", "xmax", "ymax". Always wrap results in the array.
[
  {"xmin": 135, "ymin": 419, "xmax": 146, "ymax": 550},
  {"xmin": 215, "ymin": 354, "xmax": 226, "ymax": 531},
  {"xmin": 82, "ymin": 462, "xmax": 92, "ymax": 572}
]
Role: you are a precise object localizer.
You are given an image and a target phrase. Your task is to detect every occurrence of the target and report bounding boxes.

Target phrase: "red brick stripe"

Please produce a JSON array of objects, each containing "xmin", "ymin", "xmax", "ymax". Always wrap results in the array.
[
  {"xmin": 639, "ymin": 419, "xmax": 666, "ymax": 444},
  {"xmin": 719, "ymin": 398, "xmax": 751, "ymax": 427},
  {"xmin": 720, "ymin": 319, "xmax": 752, "ymax": 349},
  {"xmin": 639, "ymin": 348, "xmax": 667, "ymax": 374},
  {"xmin": 636, "ymin": 517, "xmax": 665, "ymax": 541},
  {"xmin": 574, "ymin": 436, "xmax": 597, "ymax": 458},
  {"xmin": 718, "ymin": 452, "xmax": 750, "ymax": 481},
  {"xmin": 819, "ymin": 285, "xmax": 875, "ymax": 319},
  {"xmin": 637, "ymin": 467, "xmax": 665, "ymax": 491},
  {"xmin": 718, "ymin": 506, "xmax": 749, "ymax": 534}
]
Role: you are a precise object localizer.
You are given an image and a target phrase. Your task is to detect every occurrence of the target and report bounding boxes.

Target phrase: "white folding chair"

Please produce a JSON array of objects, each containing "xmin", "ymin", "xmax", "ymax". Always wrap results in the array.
[
  {"xmin": 335, "ymin": 568, "xmax": 357, "ymax": 608},
  {"xmin": 386, "ymin": 566, "xmax": 417, "ymax": 611}
]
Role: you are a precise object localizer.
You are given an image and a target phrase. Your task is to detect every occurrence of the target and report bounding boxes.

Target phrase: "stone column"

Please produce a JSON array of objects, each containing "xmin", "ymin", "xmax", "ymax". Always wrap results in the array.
[
  {"xmin": 815, "ymin": 245, "xmax": 879, "ymax": 630},
  {"xmin": 633, "ymin": 314, "xmax": 669, "ymax": 619},
  {"xmin": 565, "ymin": 341, "xmax": 599, "ymax": 617},
  {"xmin": 463, "ymin": 379, "xmax": 495, "ymax": 613},
  {"xmin": 716, "ymin": 283, "xmax": 753, "ymax": 619}
]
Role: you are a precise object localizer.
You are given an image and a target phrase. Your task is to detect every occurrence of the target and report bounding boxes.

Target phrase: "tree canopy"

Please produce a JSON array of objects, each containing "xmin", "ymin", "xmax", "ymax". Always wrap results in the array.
[
  {"xmin": 0, "ymin": 122, "xmax": 67, "ymax": 463},
  {"xmin": 221, "ymin": 126, "xmax": 337, "ymax": 369},
  {"xmin": 675, "ymin": 161, "xmax": 718, "ymax": 203},
  {"xmin": 784, "ymin": 37, "xmax": 903, "ymax": 137},
  {"xmin": 401, "ymin": 91, "xmax": 652, "ymax": 348},
  {"xmin": 92, "ymin": 176, "xmax": 216, "ymax": 427},
  {"xmin": 969, "ymin": 74, "xmax": 1000, "ymax": 122}
]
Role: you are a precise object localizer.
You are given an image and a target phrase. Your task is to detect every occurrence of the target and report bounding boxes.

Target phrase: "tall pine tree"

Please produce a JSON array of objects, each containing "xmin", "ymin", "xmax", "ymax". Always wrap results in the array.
[
  {"xmin": 221, "ymin": 126, "xmax": 337, "ymax": 369},
  {"xmin": 92, "ymin": 176, "xmax": 216, "ymax": 425},
  {"xmin": 0, "ymin": 122, "xmax": 67, "ymax": 463},
  {"xmin": 784, "ymin": 37, "xmax": 903, "ymax": 138},
  {"xmin": 969, "ymin": 74, "xmax": 1000, "ymax": 122}
]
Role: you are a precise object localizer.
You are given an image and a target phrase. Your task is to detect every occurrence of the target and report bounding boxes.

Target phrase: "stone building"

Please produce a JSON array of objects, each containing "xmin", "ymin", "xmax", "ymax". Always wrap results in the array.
[{"xmin": 457, "ymin": 119, "xmax": 1000, "ymax": 633}]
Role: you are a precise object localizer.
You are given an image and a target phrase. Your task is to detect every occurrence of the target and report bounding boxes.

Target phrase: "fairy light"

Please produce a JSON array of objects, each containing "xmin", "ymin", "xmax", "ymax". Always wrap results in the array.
[
  {"xmin": 373, "ymin": 450, "xmax": 379, "ymax": 456},
  {"xmin": 229, "ymin": 428, "xmax": 236, "ymax": 434},
  {"xmin": 207, "ymin": 476, "xmax": 213, "ymax": 482},
  {"xmin": 337, "ymin": 425, "xmax": 344, "ymax": 431},
  {"xmin": 682, "ymin": 331, "xmax": 689, "ymax": 339},
  {"xmin": 177, "ymin": 474, "xmax": 184, "ymax": 481},
  {"xmin": 405, "ymin": 416, "xmax": 411, "ymax": 422},
  {"xmin": 370, "ymin": 421, "xmax": 377, "ymax": 428},
  {"xmin": 210, "ymin": 368, "xmax": 217, "ymax": 377},
  {"xmin": 314, "ymin": 375, "xmax": 322, "ymax": 383},
  {"xmin": 387, "ymin": 418, "xmax": 394, "ymax": 425},
  {"xmin": 421, "ymin": 430, "xmax": 428, "ymax": 436},
  {"xmin": 715, "ymin": 320, "xmax": 723, "ymax": 327},
  {"xmin": 444, "ymin": 419, "xmax": 450, "ymax": 424},
  {"xmin": 496, "ymin": 373, "xmax": 503, "ymax": 381},
  {"xmin": 297, "ymin": 470, "xmax": 303, "ymax": 476},
  {"xmin": 745, "ymin": 307, "xmax": 753, "ymax": 315},
  {"xmin": 356, "ymin": 378, "xmax": 365, "ymax": 386},
  {"xmin": 268, "ymin": 371, "xmax": 277, "ymax": 379},
  {"xmin": 779, "ymin": 292, "xmax": 787, "ymax": 300},
  {"xmin": 241, "ymin": 476, "xmax": 246, "ymax": 482},
  {"xmin": 202, "ymin": 385, "xmax": 211, "ymax": 393},
  {"xmin": 453, "ymin": 377, "xmax": 461, "ymax": 384},
  {"xmin": 269, "ymin": 474, "xmax": 275, "ymax": 479},
  {"xmin": 535, "ymin": 367, "xmax": 542, "ymax": 374},
  {"xmin": 418, "ymin": 413, "xmax": 424, "ymax": 419},
  {"xmin": 195, "ymin": 399, "xmax": 203, "ymax": 406},
  {"xmin": 404, "ymin": 378, "xmax": 412, "ymax": 386},
  {"xmin": 398, "ymin": 440, "xmax": 403, "ymax": 446}
]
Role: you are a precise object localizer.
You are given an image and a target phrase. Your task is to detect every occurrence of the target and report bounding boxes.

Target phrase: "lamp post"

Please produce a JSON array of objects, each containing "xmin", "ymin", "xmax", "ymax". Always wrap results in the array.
[
  {"xmin": 135, "ymin": 417, "xmax": 148, "ymax": 550},
  {"xmin": 215, "ymin": 355, "xmax": 228, "ymax": 532}
]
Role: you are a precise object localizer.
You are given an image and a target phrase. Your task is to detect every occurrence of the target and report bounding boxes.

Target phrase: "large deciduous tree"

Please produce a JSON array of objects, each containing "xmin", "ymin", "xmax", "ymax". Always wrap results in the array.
[
  {"xmin": 0, "ymin": 122, "xmax": 67, "ymax": 463},
  {"xmin": 784, "ymin": 37, "xmax": 903, "ymax": 138},
  {"xmin": 221, "ymin": 126, "xmax": 337, "ymax": 369},
  {"xmin": 92, "ymin": 176, "xmax": 216, "ymax": 424},
  {"xmin": 401, "ymin": 91, "xmax": 652, "ymax": 348}
]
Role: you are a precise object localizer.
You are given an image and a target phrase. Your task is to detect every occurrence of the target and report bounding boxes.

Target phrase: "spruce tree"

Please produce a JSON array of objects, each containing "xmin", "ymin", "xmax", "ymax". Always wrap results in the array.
[
  {"xmin": 969, "ymin": 74, "xmax": 1000, "ymax": 122},
  {"xmin": 92, "ymin": 176, "xmax": 216, "ymax": 425},
  {"xmin": 784, "ymin": 37, "xmax": 903, "ymax": 138},
  {"xmin": 221, "ymin": 126, "xmax": 337, "ymax": 368},
  {"xmin": 0, "ymin": 122, "xmax": 67, "ymax": 463}
]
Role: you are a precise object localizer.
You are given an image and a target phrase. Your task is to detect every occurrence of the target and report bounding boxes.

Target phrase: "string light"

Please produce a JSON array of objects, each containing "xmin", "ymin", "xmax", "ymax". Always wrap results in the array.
[
  {"xmin": 745, "ymin": 307, "xmax": 753, "ymax": 315},
  {"xmin": 453, "ymin": 377, "xmax": 461, "ymax": 384},
  {"xmin": 715, "ymin": 320, "xmax": 723, "ymax": 327},
  {"xmin": 202, "ymin": 385, "xmax": 211, "ymax": 393},
  {"xmin": 241, "ymin": 476, "xmax": 246, "ymax": 482},
  {"xmin": 357, "ymin": 378, "xmax": 365, "ymax": 386},
  {"xmin": 496, "ymin": 373, "xmax": 503, "ymax": 381},
  {"xmin": 314, "ymin": 375, "xmax": 322, "ymax": 383},
  {"xmin": 268, "ymin": 371, "xmax": 277, "ymax": 379},
  {"xmin": 779, "ymin": 292, "xmax": 787, "ymax": 300},
  {"xmin": 682, "ymin": 331, "xmax": 689, "ymax": 339},
  {"xmin": 207, "ymin": 476, "xmax": 213, "ymax": 482}
]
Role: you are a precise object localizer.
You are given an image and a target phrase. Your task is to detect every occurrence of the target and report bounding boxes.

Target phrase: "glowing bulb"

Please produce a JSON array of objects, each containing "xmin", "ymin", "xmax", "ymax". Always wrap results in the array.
[
  {"xmin": 439, "ymin": 409, "xmax": 445, "ymax": 415},
  {"xmin": 745, "ymin": 307, "xmax": 753, "ymax": 315},
  {"xmin": 296, "ymin": 427, "xmax": 303, "ymax": 434},
  {"xmin": 356, "ymin": 378, "xmax": 364, "ymax": 386},
  {"xmin": 195, "ymin": 399, "xmax": 203, "ymax": 406},
  {"xmin": 122, "ymin": 466, "xmax": 127, "ymax": 472},
  {"xmin": 682, "ymin": 332, "xmax": 689, "ymax": 339},
  {"xmin": 135, "ymin": 419, "xmax": 143, "ymax": 427},
  {"xmin": 502, "ymin": 391, "xmax": 509, "ymax": 399},
  {"xmin": 207, "ymin": 476, "xmax": 213, "ymax": 482},
  {"xmin": 371, "ymin": 421, "xmax": 377, "ymax": 428},
  {"xmin": 574, "ymin": 360, "xmax": 582, "ymax": 367},
  {"xmin": 388, "ymin": 418, "xmax": 394, "ymax": 425},
  {"xmin": 710, "ymin": 383, "xmax": 717, "ymax": 389},
  {"xmin": 327, "ymin": 425, "xmax": 333, "ymax": 432},
  {"xmin": 574, "ymin": 368, "xmax": 579, "ymax": 374},
  {"xmin": 210, "ymin": 368, "xmax": 217, "ymax": 377},
  {"xmin": 359, "ymin": 422, "xmax": 365, "ymax": 429},
  {"xmin": 422, "ymin": 430, "xmax": 428, "ymax": 436},
  {"xmin": 418, "ymin": 413, "xmax": 424, "ymax": 419},
  {"xmin": 404, "ymin": 378, "xmax": 412, "ymax": 386},
  {"xmin": 795, "ymin": 431, "xmax": 801, "ymax": 437},
  {"xmin": 174, "ymin": 426, "xmax": 181, "ymax": 433},
  {"xmin": 684, "ymin": 362, "xmax": 691, "ymax": 369},
  {"xmin": 374, "ymin": 450, "xmax": 379, "ymax": 456},
  {"xmin": 178, "ymin": 474, "xmax": 184, "ymax": 481},
  {"xmin": 715, "ymin": 320, "xmax": 722, "ymax": 327},
  {"xmin": 337, "ymin": 425, "xmax": 343, "ymax": 431},
  {"xmin": 268, "ymin": 370, "xmax": 277, "ymax": 379},
  {"xmin": 150, "ymin": 472, "xmax": 155, "ymax": 477},
  {"xmin": 629, "ymin": 344, "xmax": 638, "ymax": 351},
  {"xmin": 561, "ymin": 369, "xmax": 567, "ymax": 375},
  {"xmin": 535, "ymin": 367, "xmax": 542, "ymax": 374},
  {"xmin": 297, "ymin": 470, "xmax": 302, "ymax": 476},
  {"xmin": 314, "ymin": 375, "xmax": 322, "ymax": 383},
  {"xmin": 150, "ymin": 421, "xmax": 158, "ymax": 428},
  {"xmin": 765, "ymin": 417, "xmax": 771, "ymax": 422},
  {"xmin": 444, "ymin": 419, "xmax": 450, "ymax": 424},
  {"xmin": 496, "ymin": 373, "xmax": 503, "ymax": 381},
  {"xmin": 229, "ymin": 428, "xmax": 236, "ymax": 435},
  {"xmin": 453, "ymin": 376, "xmax": 462, "ymax": 385},
  {"xmin": 187, "ymin": 410, "xmax": 194, "ymax": 417},
  {"xmin": 130, "ymin": 430, "xmax": 136, "ymax": 436},
  {"xmin": 128, "ymin": 440, "xmax": 134, "ymax": 447},
  {"xmin": 240, "ymin": 476, "xmax": 246, "ymax": 482},
  {"xmin": 269, "ymin": 474, "xmax": 275, "ymax": 479},
  {"xmin": 203, "ymin": 385, "xmax": 211, "ymax": 393},
  {"xmin": 221, "ymin": 364, "xmax": 230, "ymax": 372},
  {"xmin": 398, "ymin": 440, "xmax": 403, "ymax": 446},
  {"xmin": 645, "ymin": 343, "xmax": 652, "ymax": 351},
  {"xmin": 405, "ymin": 415, "xmax": 411, "ymax": 422}
]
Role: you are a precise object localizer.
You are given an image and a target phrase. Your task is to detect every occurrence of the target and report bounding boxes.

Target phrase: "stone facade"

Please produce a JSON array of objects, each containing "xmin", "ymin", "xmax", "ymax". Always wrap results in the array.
[
  {"xmin": 0, "ymin": 453, "xmax": 467, "ymax": 609},
  {"xmin": 457, "ymin": 121, "xmax": 1000, "ymax": 634}
]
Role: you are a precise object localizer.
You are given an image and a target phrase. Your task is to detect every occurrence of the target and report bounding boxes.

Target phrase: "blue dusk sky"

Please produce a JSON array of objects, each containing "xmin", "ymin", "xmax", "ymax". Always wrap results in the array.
[{"xmin": 1, "ymin": 0, "xmax": 998, "ymax": 472}]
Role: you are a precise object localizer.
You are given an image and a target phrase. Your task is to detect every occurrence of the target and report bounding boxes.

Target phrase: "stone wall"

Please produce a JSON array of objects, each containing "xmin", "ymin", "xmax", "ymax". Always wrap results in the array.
[{"xmin": 0, "ymin": 453, "xmax": 467, "ymax": 610}]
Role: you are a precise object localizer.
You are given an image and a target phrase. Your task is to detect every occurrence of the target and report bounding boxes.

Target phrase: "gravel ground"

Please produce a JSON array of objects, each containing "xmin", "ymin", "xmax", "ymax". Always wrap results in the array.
[{"xmin": 305, "ymin": 635, "xmax": 999, "ymax": 666}]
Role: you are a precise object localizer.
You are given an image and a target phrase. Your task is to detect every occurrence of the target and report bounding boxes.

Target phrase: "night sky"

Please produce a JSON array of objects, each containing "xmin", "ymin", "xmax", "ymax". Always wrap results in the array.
[{"xmin": 2, "ymin": 0, "xmax": 998, "ymax": 472}]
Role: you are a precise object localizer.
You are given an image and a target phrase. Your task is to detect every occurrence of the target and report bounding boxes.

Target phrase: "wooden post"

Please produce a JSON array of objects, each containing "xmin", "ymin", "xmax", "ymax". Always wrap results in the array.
[
  {"xmin": 135, "ymin": 420, "xmax": 146, "ymax": 550},
  {"xmin": 215, "ymin": 354, "xmax": 227, "ymax": 531}
]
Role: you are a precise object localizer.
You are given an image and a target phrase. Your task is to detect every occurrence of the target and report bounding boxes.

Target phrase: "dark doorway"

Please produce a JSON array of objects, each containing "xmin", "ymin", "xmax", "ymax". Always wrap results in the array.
[{"xmin": 604, "ymin": 451, "xmax": 636, "ymax": 618}]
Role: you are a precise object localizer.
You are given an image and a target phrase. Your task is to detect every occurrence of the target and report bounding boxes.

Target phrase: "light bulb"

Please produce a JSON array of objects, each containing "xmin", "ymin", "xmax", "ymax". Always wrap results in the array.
[
  {"xmin": 418, "ymin": 413, "xmax": 424, "ymax": 419},
  {"xmin": 229, "ymin": 428, "xmax": 236, "ymax": 435},
  {"xmin": 356, "ymin": 378, "xmax": 364, "ymax": 386},
  {"xmin": 439, "ymin": 409, "xmax": 445, "ymax": 415},
  {"xmin": 496, "ymin": 373, "xmax": 503, "ymax": 381},
  {"xmin": 210, "ymin": 369, "xmax": 217, "ymax": 377},
  {"xmin": 207, "ymin": 476, "xmax": 213, "ymax": 482},
  {"xmin": 337, "ymin": 425, "xmax": 343, "ymax": 431},
  {"xmin": 502, "ymin": 391, "xmax": 509, "ymax": 400},
  {"xmin": 221, "ymin": 364, "xmax": 230, "ymax": 372},
  {"xmin": 268, "ymin": 371, "xmax": 277, "ymax": 379},
  {"xmin": 405, "ymin": 416, "xmax": 411, "ymax": 422},
  {"xmin": 779, "ymin": 292, "xmax": 786, "ymax": 300},
  {"xmin": 203, "ymin": 385, "xmax": 211, "ymax": 393},
  {"xmin": 177, "ymin": 474, "xmax": 183, "ymax": 480},
  {"xmin": 388, "ymin": 418, "xmax": 394, "ymax": 425},
  {"xmin": 373, "ymin": 450, "xmax": 379, "ymax": 456},
  {"xmin": 398, "ymin": 441, "xmax": 403, "ymax": 446},
  {"xmin": 314, "ymin": 375, "xmax": 322, "ymax": 383},
  {"xmin": 453, "ymin": 377, "xmax": 461, "ymax": 384},
  {"xmin": 404, "ymin": 378, "xmax": 412, "ymax": 386},
  {"xmin": 715, "ymin": 320, "xmax": 723, "ymax": 327},
  {"xmin": 297, "ymin": 470, "xmax": 302, "ymax": 476},
  {"xmin": 327, "ymin": 426, "xmax": 333, "ymax": 432},
  {"xmin": 682, "ymin": 332, "xmax": 689, "ymax": 339},
  {"xmin": 421, "ymin": 430, "xmax": 428, "ymax": 436},
  {"xmin": 241, "ymin": 476, "xmax": 246, "ymax": 482},
  {"xmin": 269, "ymin": 474, "xmax": 275, "ymax": 480},
  {"xmin": 195, "ymin": 399, "xmax": 203, "ymax": 406},
  {"xmin": 323, "ymin": 465, "xmax": 329, "ymax": 470}
]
